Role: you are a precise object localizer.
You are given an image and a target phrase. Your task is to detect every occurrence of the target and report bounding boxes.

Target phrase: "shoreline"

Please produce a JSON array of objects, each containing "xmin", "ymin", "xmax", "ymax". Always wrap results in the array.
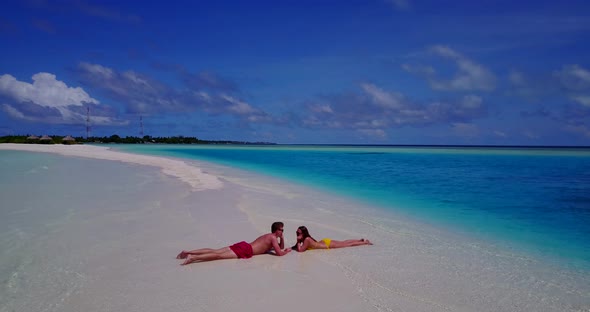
[
  {"xmin": 113, "ymin": 143, "xmax": 590, "ymax": 273},
  {"xmin": 0, "ymin": 143, "xmax": 223, "ymax": 191},
  {"xmin": 0, "ymin": 144, "xmax": 374, "ymax": 312},
  {"xmin": 1, "ymin": 143, "xmax": 589, "ymax": 311}
]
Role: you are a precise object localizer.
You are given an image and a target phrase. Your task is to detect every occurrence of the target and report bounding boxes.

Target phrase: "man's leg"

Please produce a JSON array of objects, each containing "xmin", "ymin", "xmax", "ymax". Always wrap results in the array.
[
  {"xmin": 177, "ymin": 248, "xmax": 217, "ymax": 259},
  {"xmin": 180, "ymin": 247, "xmax": 238, "ymax": 265}
]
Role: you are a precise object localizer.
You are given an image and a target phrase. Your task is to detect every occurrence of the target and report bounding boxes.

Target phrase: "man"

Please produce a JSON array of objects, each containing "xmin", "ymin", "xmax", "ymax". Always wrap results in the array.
[{"xmin": 176, "ymin": 222, "xmax": 291, "ymax": 265}]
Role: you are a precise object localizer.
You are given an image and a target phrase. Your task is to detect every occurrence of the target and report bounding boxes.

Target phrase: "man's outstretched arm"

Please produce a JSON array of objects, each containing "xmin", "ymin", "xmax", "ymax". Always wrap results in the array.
[{"xmin": 271, "ymin": 236, "xmax": 291, "ymax": 256}]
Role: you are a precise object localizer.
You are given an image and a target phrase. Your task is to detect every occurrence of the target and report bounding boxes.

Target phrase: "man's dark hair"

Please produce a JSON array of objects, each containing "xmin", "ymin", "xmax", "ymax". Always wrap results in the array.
[{"xmin": 271, "ymin": 222, "xmax": 284, "ymax": 233}]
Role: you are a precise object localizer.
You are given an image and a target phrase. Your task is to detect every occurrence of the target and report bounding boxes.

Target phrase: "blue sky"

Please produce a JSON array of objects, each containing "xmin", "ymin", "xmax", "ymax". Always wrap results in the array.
[{"xmin": 1, "ymin": 0, "xmax": 590, "ymax": 145}]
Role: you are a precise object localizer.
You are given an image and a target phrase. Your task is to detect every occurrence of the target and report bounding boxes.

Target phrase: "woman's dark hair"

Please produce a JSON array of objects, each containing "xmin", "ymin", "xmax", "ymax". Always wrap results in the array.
[{"xmin": 292, "ymin": 226, "xmax": 316, "ymax": 250}]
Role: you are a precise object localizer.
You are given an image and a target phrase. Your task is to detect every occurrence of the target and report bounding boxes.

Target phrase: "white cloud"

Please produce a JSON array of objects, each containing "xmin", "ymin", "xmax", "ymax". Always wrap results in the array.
[
  {"xmin": 195, "ymin": 91, "xmax": 211, "ymax": 102},
  {"xmin": 461, "ymin": 95, "xmax": 483, "ymax": 109},
  {"xmin": 361, "ymin": 83, "xmax": 405, "ymax": 109},
  {"xmin": 550, "ymin": 65, "xmax": 590, "ymax": 120},
  {"xmin": 571, "ymin": 95, "xmax": 590, "ymax": 107},
  {"xmin": 431, "ymin": 45, "xmax": 461, "ymax": 58},
  {"xmin": 2, "ymin": 103, "xmax": 26, "ymax": 119},
  {"xmin": 122, "ymin": 71, "xmax": 152, "ymax": 89},
  {"xmin": 220, "ymin": 94, "xmax": 256, "ymax": 114},
  {"xmin": 555, "ymin": 64, "xmax": 590, "ymax": 91},
  {"xmin": 76, "ymin": 62, "xmax": 272, "ymax": 125},
  {"xmin": 0, "ymin": 73, "xmax": 99, "ymax": 108},
  {"xmin": 0, "ymin": 72, "xmax": 126, "ymax": 125},
  {"xmin": 430, "ymin": 45, "xmax": 496, "ymax": 91},
  {"xmin": 404, "ymin": 46, "xmax": 496, "ymax": 92},
  {"xmin": 309, "ymin": 103, "xmax": 333, "ymax": 113},
  {"xmin": 302, "ymin": 83, "xmax": 488, "ymax": 134},
  {"xmin": 78, "ymin": 62, "xmax": 114, "ymax": 79},
  {"xmin": 78, "ymin": 62, "xmax": 154, "ymax": 100}
]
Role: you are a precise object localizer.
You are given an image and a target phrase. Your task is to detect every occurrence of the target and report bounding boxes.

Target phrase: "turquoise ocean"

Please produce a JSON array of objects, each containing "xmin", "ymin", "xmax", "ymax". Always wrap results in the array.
[{"xmin": 113, "ymin": 144, "xmax": 590, "ymax": 271}]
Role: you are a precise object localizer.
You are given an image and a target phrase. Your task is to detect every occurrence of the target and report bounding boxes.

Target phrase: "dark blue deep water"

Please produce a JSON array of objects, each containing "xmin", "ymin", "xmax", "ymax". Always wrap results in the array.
[{"xmin": 115, "ymin": 145, "xmax": 590, "ymax": 269}]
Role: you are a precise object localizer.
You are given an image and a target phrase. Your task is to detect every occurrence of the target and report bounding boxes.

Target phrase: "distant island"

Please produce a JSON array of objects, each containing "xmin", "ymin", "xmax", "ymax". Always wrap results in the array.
[{"xmin": 0, "ymin": 135, "xmax": 276, "ymax": 145}]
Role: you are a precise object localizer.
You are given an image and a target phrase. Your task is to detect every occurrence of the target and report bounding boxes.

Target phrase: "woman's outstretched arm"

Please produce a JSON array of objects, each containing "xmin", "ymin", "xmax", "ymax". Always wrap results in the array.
[{"xmin": 297, "ymin": 237, "xmax": 313, "ymax": 252}]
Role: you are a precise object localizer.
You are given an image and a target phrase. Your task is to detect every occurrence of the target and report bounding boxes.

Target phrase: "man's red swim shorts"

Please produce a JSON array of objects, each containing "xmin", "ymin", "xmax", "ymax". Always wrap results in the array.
[{"xmin": 229, "ymin": 241, "xmax": 254, "ymax": 259}]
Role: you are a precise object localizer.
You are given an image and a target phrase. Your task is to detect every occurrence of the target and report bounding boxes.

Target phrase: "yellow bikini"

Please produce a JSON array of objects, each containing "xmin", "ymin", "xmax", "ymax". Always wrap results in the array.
[{"xmin": 306, "ymin": 238, "xmax": 332, "ymax": 250}]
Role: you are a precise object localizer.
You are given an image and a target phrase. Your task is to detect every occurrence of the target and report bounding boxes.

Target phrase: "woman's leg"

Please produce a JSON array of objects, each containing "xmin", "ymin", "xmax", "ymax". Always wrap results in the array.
[{"xmin": 329, "ymin": 239, "xmax": 372, "ymax": 249}]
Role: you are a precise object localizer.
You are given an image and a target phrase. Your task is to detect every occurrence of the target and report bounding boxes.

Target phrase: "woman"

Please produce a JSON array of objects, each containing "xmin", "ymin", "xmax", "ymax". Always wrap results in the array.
[{"xmin": 293, "ymin": 226, "xmax": 372, "ymax": 252}]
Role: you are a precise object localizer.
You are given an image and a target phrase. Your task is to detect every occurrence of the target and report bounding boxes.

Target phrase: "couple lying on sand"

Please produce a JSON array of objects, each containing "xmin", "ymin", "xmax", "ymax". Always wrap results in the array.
[{"xmin": 176, "ymin": 221, "xmax": 373, "ymax": 265}]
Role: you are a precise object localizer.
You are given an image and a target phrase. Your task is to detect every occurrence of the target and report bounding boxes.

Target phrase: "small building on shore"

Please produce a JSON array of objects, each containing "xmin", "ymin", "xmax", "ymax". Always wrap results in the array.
[
  {"xmin": 39, "ymin": 135, "xmax": 53, "ymax": 144},
  {"xmin": 26, "ymin": 135, "xmax": 39, "ymax": 143},
  {"xmin": 62, "ymin": 135, "xmax": 76, "ymax": 145}
]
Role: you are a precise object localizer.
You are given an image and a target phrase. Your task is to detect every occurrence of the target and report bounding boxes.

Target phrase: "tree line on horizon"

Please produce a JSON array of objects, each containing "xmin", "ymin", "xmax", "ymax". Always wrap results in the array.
[{"xmin": 0, "ymin": 135, "xmax": 275, "ymax": 145}]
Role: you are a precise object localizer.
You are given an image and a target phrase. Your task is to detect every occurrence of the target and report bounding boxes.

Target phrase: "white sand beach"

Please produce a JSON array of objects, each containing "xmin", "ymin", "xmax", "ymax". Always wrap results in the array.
[{"xmin": 1, "ymin": 143, "xmax": 589, "ymax": 312}]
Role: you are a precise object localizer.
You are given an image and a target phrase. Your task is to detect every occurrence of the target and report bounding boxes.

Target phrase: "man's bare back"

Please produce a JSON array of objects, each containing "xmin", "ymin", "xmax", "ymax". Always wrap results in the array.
[{"xmin": 250, "ymin": 233, "xmax": 282, "ymax": 255}]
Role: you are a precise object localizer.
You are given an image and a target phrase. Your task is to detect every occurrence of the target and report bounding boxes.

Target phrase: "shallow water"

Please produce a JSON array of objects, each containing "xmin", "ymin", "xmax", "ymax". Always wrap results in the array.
[
  {"xmin": 193, "ymin": 156, "xmax": 590, "ymax": 312},
  {"xmin": 1, "ymin": 148, "xmax": 589, "ymax": 312},
  {"xmin": 0, "ymin": 151, "xmax": 189, "ymax": 312},
  {"xmin": 113, "ymin": 144, "xmax": 590, "ymax": 270}
]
